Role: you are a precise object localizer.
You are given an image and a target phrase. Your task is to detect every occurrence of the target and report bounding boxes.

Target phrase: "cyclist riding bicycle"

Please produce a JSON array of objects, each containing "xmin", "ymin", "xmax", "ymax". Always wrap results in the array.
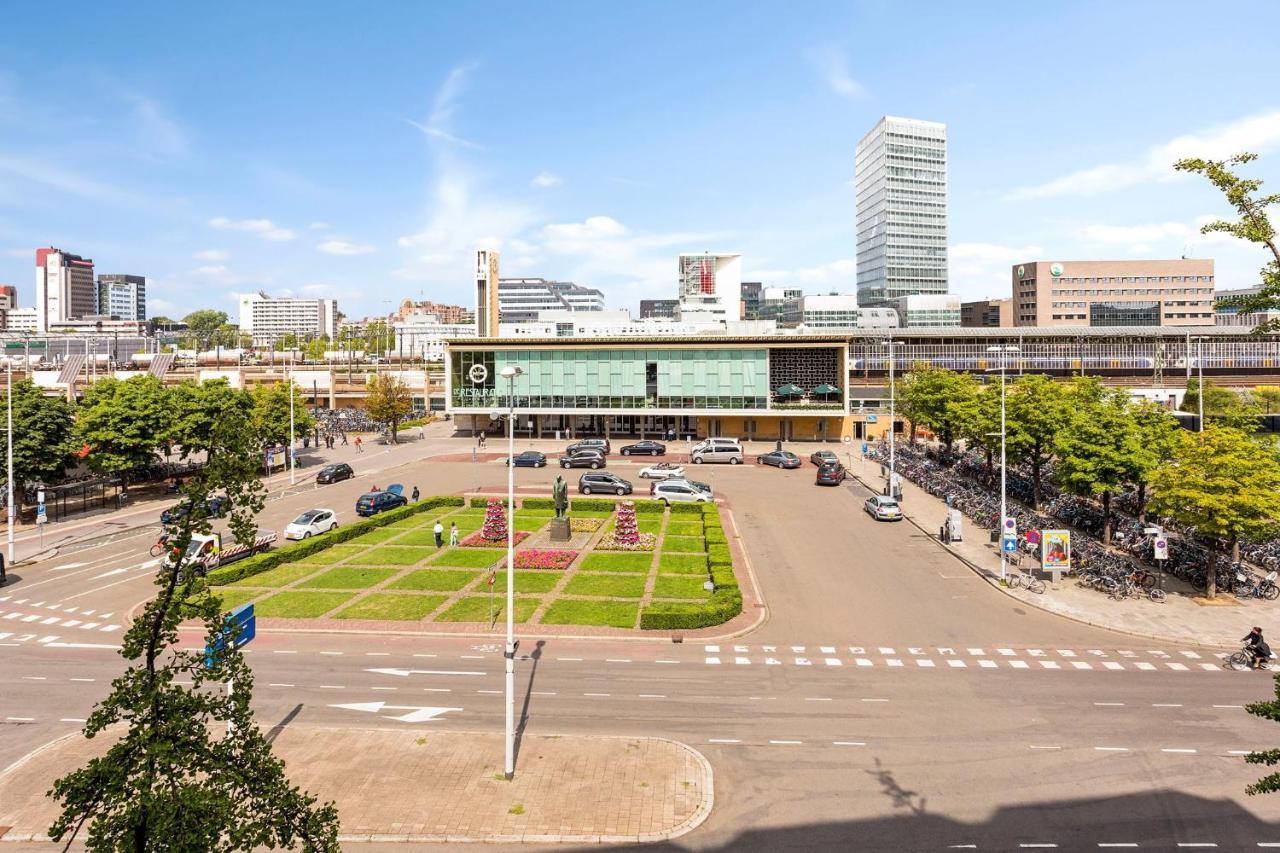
[{"xmin": 1245, "ymin": 627, "xmax": 1271, "ymax": 670}]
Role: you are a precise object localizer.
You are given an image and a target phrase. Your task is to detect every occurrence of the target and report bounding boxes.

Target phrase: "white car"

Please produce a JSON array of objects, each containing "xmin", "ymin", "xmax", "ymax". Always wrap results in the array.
[
  {"xmin": 284, "ymin": 508, "xmax": 338, "ymax": 540},
  {"xmin": 652, "ymin": 480, "xmax": 713, "ymax": 505},
  {"xmin": 863, "ymin": 495, "xmax": 903, "ymax": 521},
  {"xmin": 639, "ymin": 462, "xmax": 685, "ymax": 480}
]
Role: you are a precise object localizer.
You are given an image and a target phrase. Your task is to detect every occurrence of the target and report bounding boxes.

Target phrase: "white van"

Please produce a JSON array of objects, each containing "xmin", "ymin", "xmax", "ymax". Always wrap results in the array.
[{"xmin": 690, "ymin": 438, "xmax": 744, "ymax": 465}]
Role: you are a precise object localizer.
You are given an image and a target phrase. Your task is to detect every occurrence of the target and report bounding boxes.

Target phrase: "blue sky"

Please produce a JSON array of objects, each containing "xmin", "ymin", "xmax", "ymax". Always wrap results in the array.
[{"xmin": 2, "ymin": 0, "xmax": 1278, "ymax": 321}]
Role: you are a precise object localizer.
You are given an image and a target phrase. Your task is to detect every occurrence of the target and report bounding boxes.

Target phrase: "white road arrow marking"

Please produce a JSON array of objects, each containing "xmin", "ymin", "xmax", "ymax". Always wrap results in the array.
[
  {"xmin": 364, "ymin": 668, "xmax": 485, "ymax": 677},
  {"xmin": 51, "ymin": 562, "xmax": 86, "ymax": 571},
  {"xmin": 330, "ymin": 701, "xmax": 462, "ymax": 723},
  {"xmin": 91, "ymin": 568, "xmax": 130, "ymax": 580}
]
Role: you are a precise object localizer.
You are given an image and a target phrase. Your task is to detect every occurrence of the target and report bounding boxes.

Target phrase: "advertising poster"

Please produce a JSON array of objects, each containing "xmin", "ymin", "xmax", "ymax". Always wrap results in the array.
[{"xmin": 1041, "ymin": 530, "xmax": 1071, "ymax": 570}]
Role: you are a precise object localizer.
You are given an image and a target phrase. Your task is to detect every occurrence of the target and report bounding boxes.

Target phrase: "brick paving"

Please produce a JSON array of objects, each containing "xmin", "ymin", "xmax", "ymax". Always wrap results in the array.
[{"xmin": 0, "ymin": 727, "xmax": 712, "ymax": 844}]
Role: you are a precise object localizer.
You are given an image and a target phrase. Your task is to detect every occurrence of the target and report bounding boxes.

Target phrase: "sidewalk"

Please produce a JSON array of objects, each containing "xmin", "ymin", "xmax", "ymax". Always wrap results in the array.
[
  {"xmin": 844, "ymin": 451, "xmax": 1275, "ymax": 649},
  {"xmin": 0, "ymin": 726, "xmax": 712, "ymax": 845}
]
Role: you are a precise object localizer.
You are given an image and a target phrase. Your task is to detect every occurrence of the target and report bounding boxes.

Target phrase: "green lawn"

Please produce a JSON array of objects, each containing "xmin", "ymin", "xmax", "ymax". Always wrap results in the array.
[
  {"xmin": 568, "ymin": 508, "xmax": 614, "ymax": 518},
  {"xmin": 435, "ymin": 595, "xmax": 541, "ymax": 623},
  {"xmin": 579, "ymin": 552, "xmax": 652, "ymax": 573},
  {"xmin": 563, "ymin": 572, "xmax": 648, "ymax": 598},
  {"xmin": 489, "ymin": 571, "xmax": 561, "ymax": 594},
  {"xmin": 343, "ymin": 527, "xmax": 404, "ymax": 546},
  {"xmin": 429, "ymin": 548, "xmax": 505, "ymax": 569},
  {"xmin": 657, "ymin": 553, "xmax": 709, "ymax": 574},
  {"xmin": 651, "ymin": 575, "xmax": 713, "ymax": 600},
  {"xmin": 298, "ymin": 567, "xmax": 397, "ymax": 589},
  {"xmin": 333, "ymin": 593, "xmax": 447, "ymax": 621},
  {"xmin": 395, "ymin": 529, "xmax": 452, "ymax": 546},
  {"xmin": 254, "ymin": 591, "xmax": 355, "ymax": 618},
  {"xmin": 229, "ymin": 562, "xmax": 321, "ymax": 588},
  {"xmin": 512, "ymin": 516, "xmax": 550, "ymax": 533},
  {"xmin": 347, "ymin": 545, "xmax": 436, "ymax": 566},
  {"xmin": 540, "ymin": 599, "xmax": 638, "ymax": 628},
  {"xmin": 664, "ymin": 521, "xmax": 704, "ymax": 537},
  {"xmin": 662, "ymin": 535, "xmax": 706, "ymax": 553},
  {"xmin": 209, "ymin": 587, "xmax": 260, "ymax": 611},
  {"xmin": 389, "ymin": 569, "xmax": 479, "ymax": 592},
  {"xmin": 296, "ymin": 547, "xmax": 358, "ymax": 566}
]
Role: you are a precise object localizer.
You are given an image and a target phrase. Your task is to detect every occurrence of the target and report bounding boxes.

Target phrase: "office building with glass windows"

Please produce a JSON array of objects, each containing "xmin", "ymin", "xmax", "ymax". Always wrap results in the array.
[{"xmin": 1011, "ymin": 259, "xmax": 1215, "ymax": 327}]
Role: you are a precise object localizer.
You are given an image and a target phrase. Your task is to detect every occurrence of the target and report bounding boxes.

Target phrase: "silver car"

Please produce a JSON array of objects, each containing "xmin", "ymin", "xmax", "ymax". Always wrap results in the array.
[
  {"xmin": 652, "ymin": 480, "xmax": 713, "ymax": 505},
  {"xmin": 864, "ymin": 494, "xmax": 903, "ymax": 521}
]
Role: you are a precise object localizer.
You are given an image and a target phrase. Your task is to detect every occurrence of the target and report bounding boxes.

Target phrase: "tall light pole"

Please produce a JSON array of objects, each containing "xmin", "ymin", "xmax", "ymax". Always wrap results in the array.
[
  {"xmin": 881, "ymin": 340, "xmax": 903, "ymax": 497},
  {"xmin": 7, "ymin": 359, "xmax": 14, "ymax": 565},
  {"xmin": 987, "ymin": 345, "xmax": 1020, "ymax": 581},
  {"xmin": 1196, "ymin": 336, "xmax": 1205, "ymax": 433},
  {"xmin": 288, "ymin": 352, "xmax": 296, "ymax": 485},
  {"xmin": 499, "ymin": 363, "xmax": 523, "ymax": 779}
]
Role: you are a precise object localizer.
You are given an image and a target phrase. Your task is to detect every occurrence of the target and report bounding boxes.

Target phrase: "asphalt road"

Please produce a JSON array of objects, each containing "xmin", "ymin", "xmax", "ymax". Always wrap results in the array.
[{"xmin": 2, "ymin": 435, "xmax": 1278, "ymax": 851}]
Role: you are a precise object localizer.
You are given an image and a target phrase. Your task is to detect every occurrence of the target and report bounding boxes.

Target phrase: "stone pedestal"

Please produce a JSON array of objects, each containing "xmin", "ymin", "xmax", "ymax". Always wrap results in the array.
[{"xmin": 549, "ymin": 517, "xmax": 571, "ymax": 542}]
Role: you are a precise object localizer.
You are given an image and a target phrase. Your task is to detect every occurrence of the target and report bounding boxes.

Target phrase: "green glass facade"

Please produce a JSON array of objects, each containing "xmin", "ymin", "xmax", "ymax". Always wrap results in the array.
[{"xmin": 451, "ymin": 347, "xmax": 770, "ymax": 410}]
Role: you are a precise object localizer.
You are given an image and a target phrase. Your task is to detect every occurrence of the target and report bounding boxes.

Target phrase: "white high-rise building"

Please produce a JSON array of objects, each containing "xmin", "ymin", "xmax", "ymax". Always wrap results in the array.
[
  {"xmin": 34, "ymin": 247, "xmax": 97, "ymax": 332},
  {"xmin": 676, "ymin": 253, "xmax": 742, "ymax": 324},
  {"xmin": 238, "ymin": 291, "xmax": 338, "ymax": 344},
  {"xmin": 855, "ymin": 116, "xmax": 948, "ymax": 306},
  {"xmin": 97, "ymin": 274, "xmax": 147, "ymax": 321}
]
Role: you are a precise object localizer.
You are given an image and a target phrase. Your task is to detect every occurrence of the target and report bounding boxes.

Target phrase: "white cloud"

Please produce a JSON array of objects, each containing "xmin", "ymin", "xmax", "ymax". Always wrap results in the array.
[
  {"xmin": 148, "ymin": 297, "xmax": 178, "ymax": 316},
  {"xmin": 0, "ymin": 154, "xmax": 136, "ymax": 202},
  {"xmin": 126, "ymin": 94, "xmax": 187, "ymax": 160},
  {"xmin": 1077, "ymin": 221, "xmax": 1194, "ymax": 244},
  {"xmin": 193, "ymin": 248, "xmax": 228, "ymax": 261},
  {"xmin": 1006, "ymin": 109, "xmax": 1280, "ymax": 200},
  {"xmin": 809, "ymin": 47, "xmax": 867, "ymax": 99},
  {"xmin": 308, "ymin": 221, "xmax": 331, "ymax": 230},
  {"xmin": 530, "ymin": 171, "xmax": 562, "ymax": 189},
  {"xmin": 208, "ymin": 216, "xmax": 296, "ymax": 241},
  {"xmin": 192, "ymin": 264, "xmax": 229, "ymax": 277},
  {"xmin": 948, "ymin": 242, "xmax": 1044, "ymax": 300},
  {"xmin": 405, "ymin": 62, "xmax": 483, "ymax": 150},
  {"xmin": 318, "ymin": 239, "xmax": 376, "ymax": 256}
]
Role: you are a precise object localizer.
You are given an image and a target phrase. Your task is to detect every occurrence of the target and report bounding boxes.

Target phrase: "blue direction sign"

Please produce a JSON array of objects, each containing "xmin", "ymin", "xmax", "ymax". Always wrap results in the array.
[
  {"xmin": 205, "ymin": 603, "xmax": 256, "ymax": 668},
  {"xmin": 866, "ymin": 414, "xmax": 878, "ymax": 423},
  {"xmin": 1002, "ymin": 536, "xmax": 1018, "ymax": 554}
]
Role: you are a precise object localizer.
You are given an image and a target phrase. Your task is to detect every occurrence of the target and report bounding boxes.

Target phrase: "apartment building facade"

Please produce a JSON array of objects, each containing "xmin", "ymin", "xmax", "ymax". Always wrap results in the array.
[
  {"xmin": 1012, "ymin": 259, "xmax": 1215, "ymax": 327},
  {"xmin": 238, "ymin": 291, "xmax": 339, "ymax": 344},
  {"xmin": 97, "ymin": 274, "xmax": 147, "ymax": 321}
]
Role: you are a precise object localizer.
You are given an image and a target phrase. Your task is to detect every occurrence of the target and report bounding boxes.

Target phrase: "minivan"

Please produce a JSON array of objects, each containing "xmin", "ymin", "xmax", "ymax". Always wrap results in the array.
[
  {"xmin": 690, "ymin": 438, "xmax": 744, "ymax": 465},
  {"xmin": 566, "ymin": 438, "xmax": 610, "ymax": 455}
]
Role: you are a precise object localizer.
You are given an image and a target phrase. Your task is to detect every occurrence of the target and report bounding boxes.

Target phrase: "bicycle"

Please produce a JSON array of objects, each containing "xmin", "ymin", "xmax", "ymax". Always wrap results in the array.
[
  {"xmin": 1007, "ymin": 570, "xmax": 1046, "ymax": 594},
  {"xmin": 149, "ymin": 534, "xmax": 170, "ymax": 558},
  {"xmin": 1227, "ymin": 645, "xmax": 1276, "ymax": 671}
]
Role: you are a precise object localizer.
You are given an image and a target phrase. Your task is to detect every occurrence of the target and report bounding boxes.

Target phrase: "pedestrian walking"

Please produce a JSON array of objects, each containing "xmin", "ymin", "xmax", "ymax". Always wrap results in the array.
[
  {"xmin": 0, "ymin": 550, "xmax": 6, "ymax": 586},
  {"xmin": 419, "ymin": 424, "xmax": 426, "ymax": 441},
  {"xmin": 341, "ymin": 432, "xmax": 349, "ymax": 446},
  {"xmin": 433, "ymin": 519, "xmax": 445, "ymax": 548},
  {"xmin": 449, "ymin": 522, "xmax": 459, "ymax": 546},
  {"xmin": 355, "ymin": 436, "xmax": 363, "ymax": 453},
  {"xmin": 478, "ymin": 430, "xmax": 486, "ymax": 449},
  {"xmin": 411, "ymin": 486, "xmax": 420, "ymax": 502}
]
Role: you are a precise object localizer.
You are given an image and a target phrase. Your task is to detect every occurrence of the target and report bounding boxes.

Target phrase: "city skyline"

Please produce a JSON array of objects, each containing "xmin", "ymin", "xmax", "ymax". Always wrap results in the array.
[{"xmin": 1, "ymin": 2, "xmax": 1279, "ymax": 320}]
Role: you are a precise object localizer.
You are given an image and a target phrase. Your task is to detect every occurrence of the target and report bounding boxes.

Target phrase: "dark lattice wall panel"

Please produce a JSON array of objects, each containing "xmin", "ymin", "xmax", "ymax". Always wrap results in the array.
[{"xmin": 768, "ymin": 347, "xmax": 840, "ymax": 390}]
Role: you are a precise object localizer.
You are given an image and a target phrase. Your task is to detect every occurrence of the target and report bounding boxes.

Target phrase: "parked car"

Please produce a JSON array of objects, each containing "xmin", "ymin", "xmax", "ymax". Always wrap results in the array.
[
  {"xmin": 356, "ymin": 484, "xmax": 407, "ymax": 517},
  {"xmin": 559, "ymin": 449, "xmax": 606, "ymax": 469},
  {"xmin": 160, "ymin": 495, "xmax": 228, "ymax": 524},
  {"xmin": 316, "ymin": 463, "xmax": 355, "ymax": 484},
  {"xmin": 639, "ymin": 462, "xmax": 685, "ymax": 480},
  {"xmin": 758, "ymin": 450, "xmax": 801, "ymax": 469},
  {"xmin": 506, "ymin": 450, "xmax": 548, "ymax": 468},
  {"xmin": 864, "ymin": 494, "xmax": 903, "ymax": 521},
  {"xmin": 810, "ymin": 450, "xmax": 839, "ymax": 467},
  {"xmin": 285, "ymin": 508, "xmax": 338, "ymax": 540},
  {"xmin": 815, "ymin": 462, "xmax": 847, "ymax": 486},
  {"xmin": 667, "ymin": 477, "xmax": 712, "ymax": 495},
  {"xmin": 690, "ymin": 438, "xmax": 744, "ymax": 465},
  {"xmin": 620, "ymin": 440, "xmax": 666, "ymax": 456},
  {"xmin": 652, "ymin": 480, "xmax": 714, "ymax": 505},
  {"xmin": 579, "ymin": 473, "xmax": 632, "ymax": 496},
  {"xmin": 566, "ymin": 438, "xmax": 610, "ymax": 456}
]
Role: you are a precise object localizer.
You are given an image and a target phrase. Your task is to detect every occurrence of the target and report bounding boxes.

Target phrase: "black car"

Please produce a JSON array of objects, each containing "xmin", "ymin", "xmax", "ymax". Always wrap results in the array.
[
  {"xmin": 579, "ymin": 473, "xmax": 632, "ymax": 496},
  {"xmin": 565, "ymin": 439, "xmax": 610, "ymax": 456},
  {"xmin": 758, "ymin": 451, "xmax": 802, "ymax": 469},
  {"xmin": 560, "ymin": 449, "xmax": 606, "ymax": 469},
  {"xmin": 160, "ymin": 495, "xmax": 228, "ymax": 524},
  {"xmin": 810, "ymin": 450, "xmax": 839, "ymax": 467},
  {"xmin": 316, "ymin": 462, "xmax": 355, "ymax": 484},
  {"xmin": 620, "ymin": 440, "xmax": 666, "ymax": 456},
  {"xmin": 815, "ymin": 462, "xmax": 847, "ymax": 486},
  {"xmin": 507, "ymin": 451, "xmax": 547, "ymax": 468}
]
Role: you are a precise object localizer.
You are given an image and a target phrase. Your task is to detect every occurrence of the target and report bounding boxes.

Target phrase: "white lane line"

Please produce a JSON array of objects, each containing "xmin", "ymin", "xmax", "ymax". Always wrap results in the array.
[
  {"xmin": 1167, "ymin": 662, "xmax": 1189, "ymax": 671},
  {"xmin": 1228, "ymin": 750, "xmax": 1253, "ymax": 755},
  {"xmin": 1162, "ymin": 748, "xmax": 1198, "ymax": 754},
  {"xmin": 1057, "ymin": 649, "xmax": 1077, "ymax": 657},
  {"xmin": 804, "ymin": 697, "xmax": 832, "ymax": 702},
  {"xmin": 707, "ymin": 738, "xmax": 740, "ymax": 744},
  {"xmin": 69, "ymin": 677, "xmax": 95, "ymax": 682},
  {"xmin": 655, "ymin": 659, "xmax": 680, "ymax": 664},
  {"xmin": 886, "ymin": 659, "xmax": 904, "ymax": 667},
  {"xmin": 819, "ymin": 646, "xmax": 836, "ymax": 654},
  {"xmin": 833, "ymin": 741, "xmax": 866, "ymax": 746},
  {"xmin": 1095, "ymin": 702, "xmax": 1125, "ymax": 707},
  {"xmin": 1095, "ymin": 746, "xmax": 1130, "ymax": 752},
  {"xmin": 735, "ymin": 657, "xmax": 751, "ymax": 665},
  {"xmin": 268, "ymin": 683, "xmax": 295, "ymax": 687},
  {"xmin": 477, "ymin": 689, "xmax": 502, "ymax": 695},
  {"xmin": 861, "ymin": 698, "xmax": 889, "ymax": 703},
  {"xmin": 370, "ymin": 686, "xmax": 397, "ymax": 692},
  {"xmin": 460, "ymin": 655, "xmax": 484, "ymax": 659},
  {"xmin": 916, "ymin": 659, "xmax": 936, "ymax": 668},
  {"xmin": 769, "ymin": 740, "xmax": 802, "ymax": 745},
  {"xmin": 1103, "ymin": 662, "xmax": 1124, "ymax": 670},
  {"xmin": 1071, "ymin": 662, "xmax": 1093, "ymax": 670},
  {"xmin": 321, "ymin": 651, "xmax": 343, "ymax": 656},
  {"xmin": 1097, "ymin": 846, "xmax": 1139, "ymax": 849},
  {"xmin": 706, "ymin": 657, "xmax": 721, "ymax": 665},
  {"xmin": 997, "ymin": 648, "xmax": 1015, "ymax": 656},
  {"xmin": 1019, "ymin": 845, "xmax": 1058, "ymax": 849},
  {"xmin": 59, "ymin": 718, "xmax": 87, "ymax": 723},
  {"xmin": 825, "ymin": 658, "xmax": 842, "ymax": 666},
  {"xmin": 6, "ymin": 717, "xmax": 35, "ymax": 722},
  {"xmin": 1177, "ymin": 845, "xmax": 1218, "ymax": 849},
  {"xmin": 856, "ymin": 658, "xmax": 874, "ymax": 667},
  {"xmin": 272, "ymin": 650, "xmax": 297, "ymax": 655},
  {"xmin": 1213, "ymin": 704, "xmax": 1244, "ymax": 709},
  {"xmin": 1256, "ymin": 844, "xmax": 1280, "ymax": 848},
  {"xmin": 422, "ymin": 688, "xmax": 452, "ymax": 693},
  {"xmin": 1040, "ymin": 661, "xmax": 1061, "ymax": 670},
  {"xmin": 1009, "ymin": 660, "xmax": 1030, "ymax": 669},
  {"xmin": 1029, "ymin": 745, "xmax": 1062, "ymax": 750},
  {"xmin": 583, "ymin": 692, "xmax": 610, "ymax": 697},
  {"xmin": 638, "ymin": 694, "xmax": 666, "ymax": 699},
  {"xmin": 1153, "ymin": 703, "xmax": 1183, "ymax": 708},
  {"xmin": 1134, "ymin": 662, "xmax": 1157, "ymax": 671},
  {"xmin": 1200, "ymin": 663, "xmax": 1221, "ymax": 671},
  {"xmin": 531, "ymin": 691, "xmax": 556, "ymax": 696},
  {"xmin": 947, "ymin": 660, "xmax": 967, "ymax": 668},
  {"xmin": 412, "ymin": 653, "xmax": 435, "ymax": 658},
  {"xmin": 979, "ymin": 659, "xmax": 997, "ymax": 668},
  {"xmin": 704, "ymin": 645, "xmax": 720, "ymax": 652},
  {"xmin": 318, "ymin": 685, "xmax": 345, "ymax": 690},
  {"xmin": 605, "ymin": 658, "xmax": 632, "ymax": 663},
  {"xmin": 365, "ymin": 652, "xmax": 390, "ymax": 657},
  {"xmin": 22, "ymin": 676, "xmax": 46, "ymax": 681},
  {"xmin": 557, "ymin": 657, "xmax": 583, "ymax": 662}
]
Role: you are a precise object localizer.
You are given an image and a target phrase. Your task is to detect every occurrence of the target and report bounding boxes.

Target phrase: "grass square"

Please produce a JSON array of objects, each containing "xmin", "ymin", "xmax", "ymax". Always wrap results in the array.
[
  {"xmin": 435, "ymin": 595, "xmax": 541, "ymax": 623},
  {"xmin": 389, "ymin": 569, "xmax": 479, "ymax": 591},
  {"xmin": 665, "ymin": 521, "xmax": 704, "ymax": 537},
  {"xmin": 209, "ymin": 587, "xmax": 259, "ymax": 611},
  {"xmin": 254, "ymin": 590, "xmax": 355, "ymax": 618},
  {"xmin": 658, "ymin": 553, "xmax": 709, "ymax": 574},
  {"xmin": 563, "ymin": 573, "xmax": 647, "ymax": 598},
  {"xmin": 333, "ymin": 593, "xmax": 447, "ymax": 621},
  {"xmin": 296, "ymin": 548, "xmax": 355, "ymax": 566},
  {"xmin": 579, "ymin": 552, "xmax": 652, "ymax": 573},
  {"xmin": 229, "ymin": 562, "xmax": 321, "ymax": 588},
  {"xmin": 344, "ymin": 527, "xmax": 403, "ymax": 545},
  {"xmin": 570, "ymin": 509, "xmax": 614, "ymax": 518},
  {"xmin": 429, "ymin": 548, "xmax": 505, "ymax": 569},
  {"xmin": 396, "ymin": 528, "xmax": 451, "ymax": 546},
  {"xmin": 662, "ymin": 535, "xmax": 706, "ymax": 553},
  {"xmin": 513, "ymin": 516, "xmax": 549, "ymax": 533},
  {"xmin": 348, "ymin": 545, "xmax": 436, "ymax": 566},
  {"xmin": 490, "ymin": 571, "xmax": 561, "ymax": 594},
  {"xmin": 652, "ymin": 575, "xmax": 713, "ymax": 599},
  {"xmin": 541, "ymin": 599, "xmax": 638, "ymax": 628},
  {"xmin": 298, "ymin": 567, "xmax": 397, "ymax": 589}
]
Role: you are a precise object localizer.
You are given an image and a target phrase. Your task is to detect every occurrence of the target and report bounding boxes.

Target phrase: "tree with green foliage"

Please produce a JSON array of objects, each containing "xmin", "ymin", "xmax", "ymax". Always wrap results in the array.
[
  {"xmin": 76, "ymin": 376, "xmax": 171, "ymax": 487},
  {"xmin": 898, "ymin": 365, "xmax": 980, "ymax": 452},
  {"xmin": 952, "ymin": 382, "xmax": 1001, "ymax": 471},
  {"xmin": 363, "ymin": 320, "xmax": 395, "ymax": 356},
  {"xmin": 1003, "ymin": 374, "xmax": 1074, "ymax": 509},
  {"xmin": 1, "ymin": 380, "xmax": 76, "ymax": 507},
  {"xmin": 1176, "ymin": 152, "xmax": 1280, "ymax": 333},
  {"xmin": 249, "ymin": 381, "xmax": 316, "ymax": 446},
  {"xmin": 1243, "ymin": 679, "xmax": 1280, "ymax": 796},
  {"xmin": 274, "ymin": 333, "xmax": 299, "ymax": 351},
  {"xmin": 1253, "ymin": 385, "xmax": 1280, "ymax": 414},
  {"xmin": 182, "ymin": 309, "xmax": 229, "ymax": 350},
  {"xmin": 303, "ymin": 336, "xmax": 328, "ymax": 363},
  {"xmin": 1127, "ymin": 399, "xmax": 1184, "ymax": 522},
  {"xmin": 365, "ymin": 373, "xmax": 412, "ymax": 442},
  {"xmin": 1053, "ymin": 387, "xmax": 1144, "ymax": 545},
  {"xmin": 48, "ymin": 371, "xmax": 339, "ymax": 852},
  {"xmin": 1148, "ymin": 426, "xmax": 1280, "ymax": 598},
  {"xmin": 1180, "ymin": 377, "xmax": 1260, "ymax": 431},
  {"xmin": 167, "ymin": 379, "xmax": 254, "ymax": 461}
]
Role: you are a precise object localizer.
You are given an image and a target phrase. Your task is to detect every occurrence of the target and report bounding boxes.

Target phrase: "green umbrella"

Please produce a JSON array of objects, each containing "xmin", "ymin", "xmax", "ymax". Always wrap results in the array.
[
  {"xmin": 775, "ymin": 384, "xmax": 804, "ymax": 397},
  {"xmin": 811, "ymin": 383, "xmax": 840, "ymax": 396}
]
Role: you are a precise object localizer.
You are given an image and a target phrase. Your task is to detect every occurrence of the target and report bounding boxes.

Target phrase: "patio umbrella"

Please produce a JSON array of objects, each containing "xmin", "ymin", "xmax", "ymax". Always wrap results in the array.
[
  {"xmin": 774, "ymin": 383, "xmax": 804, "ymax": 397},
  {"xmin": 810, "ymin": 383, "xmax": 840, "ymax": 397}
]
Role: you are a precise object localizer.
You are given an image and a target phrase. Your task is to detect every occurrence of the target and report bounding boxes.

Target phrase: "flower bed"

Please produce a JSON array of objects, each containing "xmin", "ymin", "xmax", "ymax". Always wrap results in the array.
[
  {"xmin": 459, "ymin": 530, "xmax": 531, "ymax": 548},
  {"xmin": 501, "ymin": 549, "xmax": 579, "ymax": 571},
  {"xmin": 595, "ymin": 532, "xmax": 657, "ymax": 552},
  {"xmin": 570, "ymin": 517, "xmax": 603, "ymax": 533}
]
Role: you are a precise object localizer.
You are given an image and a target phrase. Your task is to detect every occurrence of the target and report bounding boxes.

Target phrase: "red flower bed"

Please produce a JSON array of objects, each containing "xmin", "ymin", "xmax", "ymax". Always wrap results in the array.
[
  {"xmin": 459, "ymin": 530, "xmax": 530, "ymax": 548},
  {"xmin": 500, "ymin": 549, "xmax": 579, "ymax": 571}
]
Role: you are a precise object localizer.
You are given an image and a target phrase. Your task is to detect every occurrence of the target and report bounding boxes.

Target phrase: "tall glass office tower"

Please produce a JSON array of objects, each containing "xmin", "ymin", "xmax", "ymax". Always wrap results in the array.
[{"xmin": 855, "ymin": 116, "xmax": 948, "ymax": 306}]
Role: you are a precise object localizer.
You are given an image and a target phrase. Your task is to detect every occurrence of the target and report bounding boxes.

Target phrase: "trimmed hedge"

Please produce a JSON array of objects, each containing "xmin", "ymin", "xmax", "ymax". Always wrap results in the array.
[
  {"xmin": 205, "ymin": 496, "xmax": 465, "ymax": 586},
  {"xmin": 568, "ymin": 497, "xmax": 666, "ymax": 514},
  {"xmin": 470, "ymin": 496, "xmax": 510, "ymax": 508},
  {"xmin": 669, "ymin": 502, "xmax": 706, "ymax": 515},
  {"xmin": 521, "ymin": 497, "xmax": 555, "ymax": 511},
  {"xmin": 638, "ymin": 502, "xmax": 743, "ymax": 630},
  {"xmin": 707, "ymin": 544, "xmax": 731, "ymax": 564},
  {"xmin": 705, "ymin": 527, "xmax": 727, "ymax": 545}
]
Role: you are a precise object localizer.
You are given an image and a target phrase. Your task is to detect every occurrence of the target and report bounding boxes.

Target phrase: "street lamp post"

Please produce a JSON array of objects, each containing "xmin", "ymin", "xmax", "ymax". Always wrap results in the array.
[
  {"xmin": 7, "ymin": 359, "xmax": 14, "ymax": 565},
  {"xmin": 881, "ymin": 340, "xmax": 903, "ymax": 498},
  {"xmin": 1196, "ymin": 336, "xmax": 1205, "ymax": 433},
  {"xmin": 288, "ymin": 353, "xmax": 296, "ymax": 485},
  {"xmin": 499, "ymin": 364, "xmax": 523, "ymax": 780},
  {"xmin": 987, "ymin": 345, "xmax": 1020, "ymax": 582}
]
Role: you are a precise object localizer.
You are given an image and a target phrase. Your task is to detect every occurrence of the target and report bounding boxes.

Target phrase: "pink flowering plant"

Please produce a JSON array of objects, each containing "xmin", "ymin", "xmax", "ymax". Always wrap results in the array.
[
  {"xmin": 502, "ymin": 549, "xmax": 579, "ymax": 570},
  {"xmin": 460, "ymin": 530, "xmax": 530, "ymax": 548},
  {"xmin": 596, "ymin": 532, "xmax": 657, "ymax": 552}
]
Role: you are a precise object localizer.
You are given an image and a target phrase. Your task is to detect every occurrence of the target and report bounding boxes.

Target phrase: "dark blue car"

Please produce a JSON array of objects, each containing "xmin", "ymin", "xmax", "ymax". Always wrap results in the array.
[
  {"xmin": 506, "ymin": 451, "xmax": 547, "ymax": 468},
  {"xmin": 160, "ymin": 496, "xmax": 228, "ymax": 524},
  {"xmin": 355, "ymin": 484, "xmax": 406, "ymax": 516}
]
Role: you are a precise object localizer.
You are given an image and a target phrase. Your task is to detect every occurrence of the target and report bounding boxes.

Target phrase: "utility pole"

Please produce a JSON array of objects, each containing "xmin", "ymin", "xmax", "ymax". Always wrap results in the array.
[
  {"xmin": 499, "ymin": 364, "xmax": 523, "ymax": 780},
  {"xmin": 7, "ymin": 358, "xmax": 14, "ymax": 564}
]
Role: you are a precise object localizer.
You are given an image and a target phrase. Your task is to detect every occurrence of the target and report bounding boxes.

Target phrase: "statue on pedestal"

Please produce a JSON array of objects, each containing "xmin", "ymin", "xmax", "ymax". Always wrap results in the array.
[{"xmin": 552, "ymin": 475, "xmax": 569, "ymax": 519}]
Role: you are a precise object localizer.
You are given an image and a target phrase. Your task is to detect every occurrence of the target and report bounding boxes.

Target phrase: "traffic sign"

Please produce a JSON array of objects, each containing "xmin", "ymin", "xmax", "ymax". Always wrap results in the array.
[
  {"xmin": 866, "ymin": 414, "xmax": 878, "ymax": 423},
  {"xmin": 35, "ymin": 504, "xmax": 46, "ymax": 525},
  {"xmin": 1002, "ymin": 536, "xmax": 1018, "ymax": 554},
  {"xmin": 1154, "ymin": 538, "xmax": 1169, "ymax": 560},
  {"xmin": 205, "ymin": 603, "xmax": 256, "ymax": 668},
  {"xmin": 1003, "ymin": 517, "xmax": 1016, "ymax": 535}
]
